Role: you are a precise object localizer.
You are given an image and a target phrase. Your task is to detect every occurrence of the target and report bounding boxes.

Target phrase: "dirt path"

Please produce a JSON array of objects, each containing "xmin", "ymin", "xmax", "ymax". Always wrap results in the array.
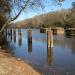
[{"xmin": 0, "ymin": 51, "xmax": 41, "ymax": 75}]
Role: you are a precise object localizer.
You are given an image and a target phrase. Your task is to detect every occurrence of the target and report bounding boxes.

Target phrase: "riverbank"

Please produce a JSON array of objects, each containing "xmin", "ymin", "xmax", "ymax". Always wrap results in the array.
[{"xmin": 0, "ymin": 51, "xmax": 41, "ymax": 75}]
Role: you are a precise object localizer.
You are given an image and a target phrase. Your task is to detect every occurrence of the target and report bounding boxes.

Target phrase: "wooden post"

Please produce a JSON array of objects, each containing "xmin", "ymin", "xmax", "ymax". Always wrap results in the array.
[
  {"xmin": 18, "ymin": 29, "xmax": 22, "ymax": 47},
  {"xmin": 40, "ymin": 28, "xmax": 48, "ymax": 33},
  {"xmin": 47, "ymin": 29, "xmax": 53, "ymax": 48},
  {"xmin": 28, "ymin": 29, "xmax": 32, "ymax": 53},
  {"xmin": 46, "ymin": 28, "xmax": 48, "ymax": 33},
  {"xmin": 51, "ymin": 28, "xmax": 57, "ymax": 35},
  {"xmin": 47, "ymin": 28, "xmax": 53, "ymax": 65}
]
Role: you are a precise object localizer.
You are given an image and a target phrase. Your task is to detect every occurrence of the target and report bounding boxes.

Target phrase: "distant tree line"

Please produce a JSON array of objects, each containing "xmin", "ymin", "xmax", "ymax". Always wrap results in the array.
[
  {"xmin": 15, "ymin": 2, "xmax": 75, "ymax": 28},
  {"xmin": 15, "ymin": 9, "xmax": 68, "ymax": 28}
]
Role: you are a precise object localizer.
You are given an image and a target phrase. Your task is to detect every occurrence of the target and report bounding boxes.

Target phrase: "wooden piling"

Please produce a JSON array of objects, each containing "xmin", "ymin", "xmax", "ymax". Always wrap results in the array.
[
  {"xmin": 40, "ymin": 28, "xmax": 48, "ymax": 33},
  {"xmin": 51, "ymin": 28, "xmax": 57, "ymax": 35},
  {"xmin": 47, "ymin": 29, "xmax": 53, "ymax": 48},
  {"xmin": 65, "ymin": 28, "xmax": 75, "ymax": 36}
]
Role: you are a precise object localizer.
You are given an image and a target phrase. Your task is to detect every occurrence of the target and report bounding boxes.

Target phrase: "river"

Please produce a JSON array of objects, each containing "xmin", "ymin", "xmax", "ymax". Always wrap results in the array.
[{"xmin": 4, "ymin": 28, "xmax": 75, "ymax": 75}]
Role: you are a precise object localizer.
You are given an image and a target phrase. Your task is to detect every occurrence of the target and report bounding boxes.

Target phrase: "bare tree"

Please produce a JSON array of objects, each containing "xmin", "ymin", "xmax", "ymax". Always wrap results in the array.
[{"xmin": 0, "ymin": 0, "xmax": 65, "ymax": 32}]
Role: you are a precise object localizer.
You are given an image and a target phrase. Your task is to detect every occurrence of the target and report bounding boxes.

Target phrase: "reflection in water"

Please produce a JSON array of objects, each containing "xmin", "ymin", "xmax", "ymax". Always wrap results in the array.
[
  {"xmin": 28, "ymin": 29, "xmax": 32, "ymax": 53},
  {"xmin": 7, "ymin": 28, "xmax": 9, "ymax": 34},
  {"xmin": 47, "ymin": 46, "xmax": 53, "ymax": 65},
  {"xmin": 18, "ymin": 29, "xmax": 22, "ymax": 47},
  {"xmin": 6, "ymin": 29, "xmax": 8, "ymax": 39},
  {"xmin": 71, "ymin": 43, "xmax": 75, "ymax": 54},
  {"xmin": 47, "ymin": 30, "xmax": 53, "ymax": 65},
  {"xmin": 5, "ymin": 28, "xmax": 12, "ymax": 41},
  {"xmin": 6, "ymin": 29, "xmax": 75, "ymax": 75},
  {"xmin": 10, "ymin": 29, "xmax": 12, "ymax": 41},
  {"xmin": 7, "ymin": 29, "xmax": 9, "ymax": 39},
  {"xmin": 4, "ymin": 29, "xmax": 7, "ymax": 38},
  {"xmin": 13, "ymin": 29, "xmax": 16, "ymax": 43},
  {"xmin": 3, "ymin": 29, "xmax": 6, "ymax": 36}
]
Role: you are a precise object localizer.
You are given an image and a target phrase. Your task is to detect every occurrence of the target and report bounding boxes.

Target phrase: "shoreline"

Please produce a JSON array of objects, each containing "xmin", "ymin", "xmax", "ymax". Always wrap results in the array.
[{"xmin": 0, "ymin": 50, "xmax": 41, "ymax": 75}]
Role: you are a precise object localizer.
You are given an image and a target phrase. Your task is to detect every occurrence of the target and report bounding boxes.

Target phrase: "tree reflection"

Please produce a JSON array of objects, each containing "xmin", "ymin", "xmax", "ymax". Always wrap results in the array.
[
  {"xmin": 18, "ymin": 29, "xmax": 22, "ymax": 47},
  {"xmin": 28, "ymin": 29, "xmax": 32, "ymax": 54}
]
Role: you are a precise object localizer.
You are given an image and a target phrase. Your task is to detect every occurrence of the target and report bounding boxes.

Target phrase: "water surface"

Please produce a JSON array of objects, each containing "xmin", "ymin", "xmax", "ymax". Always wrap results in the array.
[{"xmin": 5, "ymin": 28, "xmax": 75, "ymax": 75}]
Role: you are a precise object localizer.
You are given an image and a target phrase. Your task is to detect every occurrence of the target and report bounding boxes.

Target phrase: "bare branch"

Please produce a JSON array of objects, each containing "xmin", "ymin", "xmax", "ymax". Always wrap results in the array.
[{"xmin": 11, "ymin": 0, "xmax": 31, "ymax": 21}]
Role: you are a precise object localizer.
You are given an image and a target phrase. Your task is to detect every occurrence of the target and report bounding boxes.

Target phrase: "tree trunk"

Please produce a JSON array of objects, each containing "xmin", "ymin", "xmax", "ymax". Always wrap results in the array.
[{"xmin": 0, "ymin": 32, "xmax": 7, "ymax": 49}]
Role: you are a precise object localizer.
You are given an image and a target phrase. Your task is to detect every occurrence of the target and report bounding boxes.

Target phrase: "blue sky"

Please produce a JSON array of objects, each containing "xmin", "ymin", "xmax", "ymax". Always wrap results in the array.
[{"xmin": 14, "ymin": 0, "xmax": 75, "ymax": 22}]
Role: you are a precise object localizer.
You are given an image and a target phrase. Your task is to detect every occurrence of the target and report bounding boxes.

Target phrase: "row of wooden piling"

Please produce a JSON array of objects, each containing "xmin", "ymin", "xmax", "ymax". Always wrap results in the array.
[
  {"xmin": 4, "ymin": 28, "xmax": 54, "ymax": 48},
  {"xmin": 27, "ymin": 29, "xmax": 53, "ymax": 64},
  {"xmin": 28, "ymin": 28, "xmax": 53, "ymax": 48},
  {"xmin": 65, "ymin": 28, "xmax": 75, "ymax": 36},
  {"xmin": 4, "ymin": 28, "xmax": 53, "ymax": 65},
  {"xmin": 40, "ymin": 27, "xmax": 64, "ymax": 35}
]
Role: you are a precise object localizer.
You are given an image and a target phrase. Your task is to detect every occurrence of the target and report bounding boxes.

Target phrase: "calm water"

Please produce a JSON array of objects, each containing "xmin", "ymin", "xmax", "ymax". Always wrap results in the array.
[{"xmin": 4, "ymin": 28, "xmax": 75, "ymax": 75}]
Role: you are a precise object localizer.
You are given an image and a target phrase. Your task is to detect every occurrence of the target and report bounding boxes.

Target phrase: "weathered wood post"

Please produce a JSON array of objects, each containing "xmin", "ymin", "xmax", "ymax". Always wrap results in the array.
[
  {"xmin": 18, "ymin": 29, "xmax": 22, "ymax": 47},
  {"xmin": 40, "ymin": 28, "xmax": 48, "ymax": 33},
  {"xmin": 28, "ymin": 29, "xmax": 32, "ymax": 53},
  {"xmin": 40, "ymin": 28, "xmax": 45, "ymax": 33},
  {"xmin": 47, "ymin": 28, "xmax": 53, "ymax": 65},
  {"xmin": 47, "ymin": 28, "xmax": 53, "ymax": 48}
]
